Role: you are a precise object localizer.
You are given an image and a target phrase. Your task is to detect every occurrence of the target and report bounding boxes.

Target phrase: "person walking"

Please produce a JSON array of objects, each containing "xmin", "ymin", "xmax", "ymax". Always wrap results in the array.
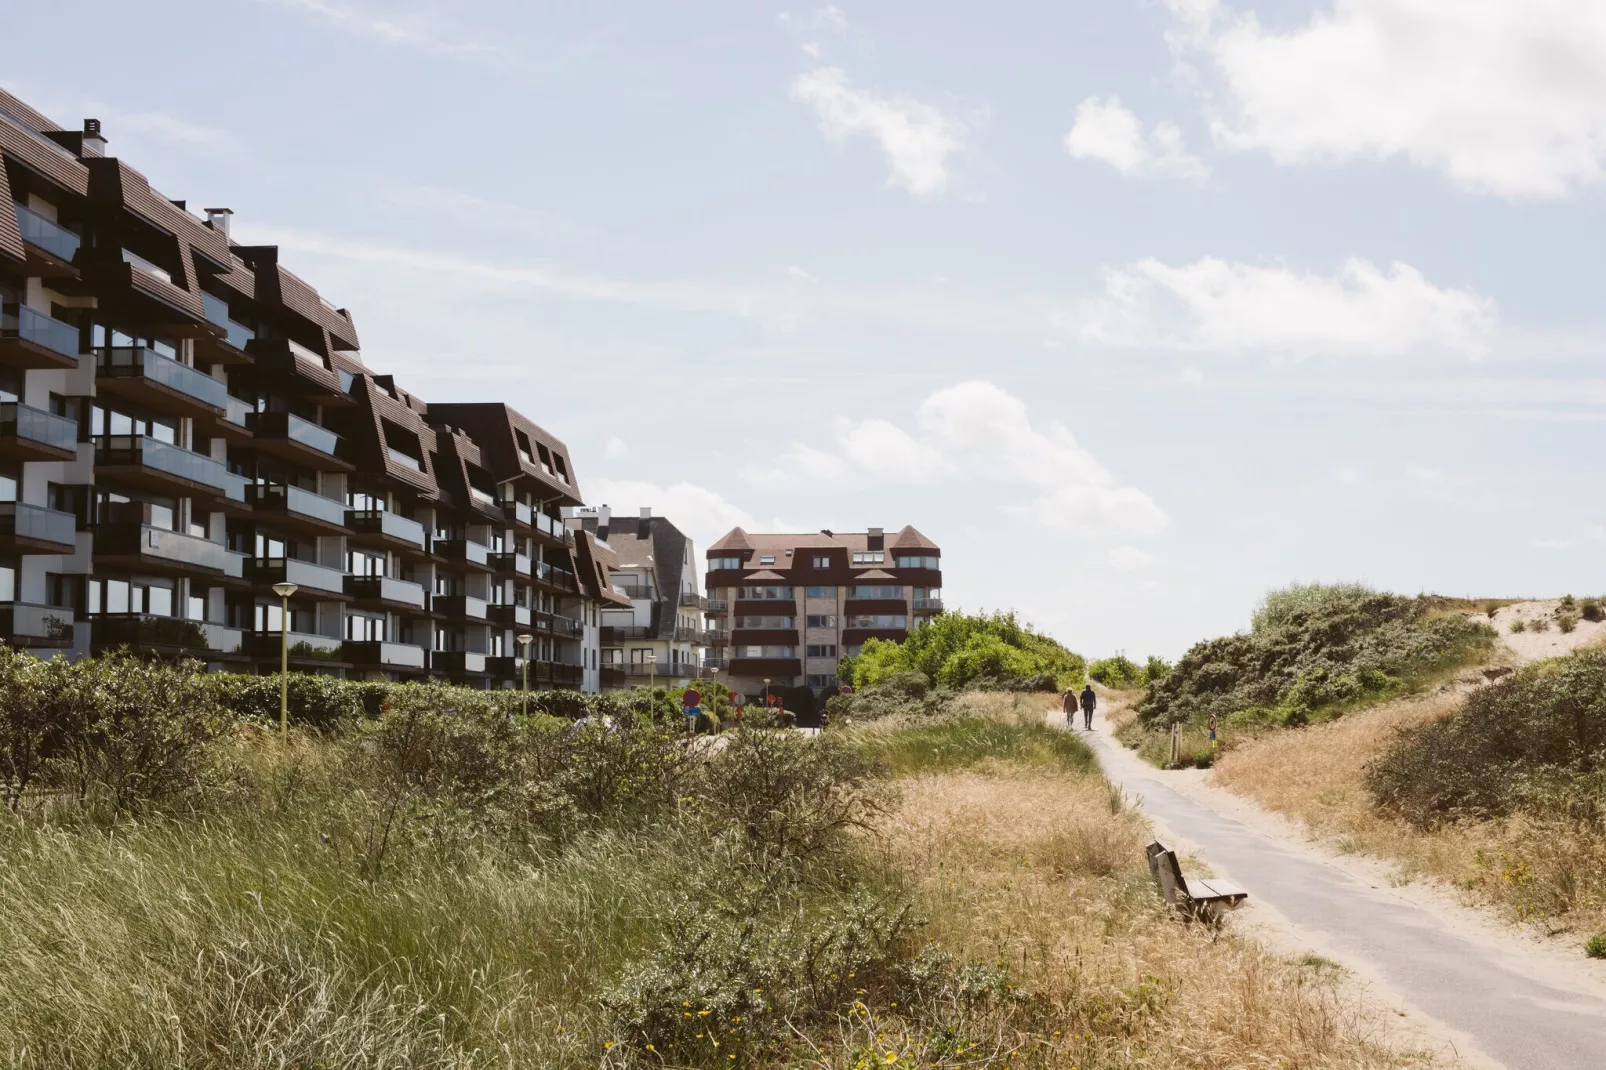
[
  {"xmin": 1061, "ymin": 687, "xmax": 1077, "ymax": 727},
  {"xmin": 1079, "ymin": 683, "xmax": 1097, "ymax": 730}
]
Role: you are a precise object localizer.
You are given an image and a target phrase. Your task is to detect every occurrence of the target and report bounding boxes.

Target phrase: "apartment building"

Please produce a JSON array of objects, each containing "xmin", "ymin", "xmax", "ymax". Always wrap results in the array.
[
  {"xmin": 702, "ymin": 525, "xmax": 942, "ymax": 697},
  {"xmin": 0, "ymin": 90, "xmax": 628, "ymax": 689},
  {"xmin": 569, "ymin": 506, "xmax": 707, "ymax": 690}
]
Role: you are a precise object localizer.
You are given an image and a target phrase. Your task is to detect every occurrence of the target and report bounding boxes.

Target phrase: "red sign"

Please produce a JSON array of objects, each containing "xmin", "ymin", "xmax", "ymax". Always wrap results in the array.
[{"xmin": 682, "ymin": 688, "xmax": 701, "ymax": 708}]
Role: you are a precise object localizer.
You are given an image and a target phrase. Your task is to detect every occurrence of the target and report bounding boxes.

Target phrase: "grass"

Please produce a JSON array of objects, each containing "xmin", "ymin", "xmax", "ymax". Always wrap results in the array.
[
  {"xmin": 1211, "ymin": 688, "xmax": 1606, "ymax": 938},
  {"xmin": 0, "ymin": 690, "xmax": 1435, "ymax": 1067}
]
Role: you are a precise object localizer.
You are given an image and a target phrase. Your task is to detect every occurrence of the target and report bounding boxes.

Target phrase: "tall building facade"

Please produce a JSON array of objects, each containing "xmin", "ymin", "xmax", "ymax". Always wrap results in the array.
[
  {"xmin": 702, "ymin": 526, "xmax": 942, "ymax": 697},
  {"xmin": 569, "ymin": 506, "xmax": 707, "ymax": 690},
  {"xmin": 0, "ymin": 91, "xmax": 627, "ymax": 688}
]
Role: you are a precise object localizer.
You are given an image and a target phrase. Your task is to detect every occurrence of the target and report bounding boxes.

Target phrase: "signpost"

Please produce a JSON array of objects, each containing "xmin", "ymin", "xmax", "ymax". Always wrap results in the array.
[
  {"xmin": 730, "ymin": 691, "xmax": 745, "ymax": 727},
  {"xmin": 682, "ymin": 687, "xmax": 701, "ymax": 739}
]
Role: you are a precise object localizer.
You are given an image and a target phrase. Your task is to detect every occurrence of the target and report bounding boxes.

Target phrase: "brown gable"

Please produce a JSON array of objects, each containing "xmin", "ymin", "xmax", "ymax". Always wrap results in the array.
[
  {"xmin": 890, "ymin": 525, "xmax": 938, "ymax": 551},
  {"xmin": 708, "ymin": 527, "xmax": 753, "ymax": 552},
  {"xmin": 0, "ymin": 109, "xmax": 90, "ymax": 196},
  {"xmin": 0, "ymin": 160, "xmax": 22, "ymax": 262}
]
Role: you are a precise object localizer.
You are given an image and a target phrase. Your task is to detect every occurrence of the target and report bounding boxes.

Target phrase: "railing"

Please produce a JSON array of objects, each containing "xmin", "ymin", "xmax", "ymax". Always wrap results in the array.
[
  {"xmin": 435, "ymin": 538, "xmax": 490, "ymax": 568},
  {"xmin": 679, "ymin": 591, "xmax": 706, "ymax": 609},
  {"xmin": 0, "ymin": 401, "xmax": 78, "ymax": 453},
  {"xmin": 223, "ymin": 396, "xmax": 253, "ymax": 429},
  {"xmin": 488, "ymin": 551, "xmax": 532, "ymax": 576},
  {"xmin": 533, "ymin": 511, "xmax": 570, "ymax": 542},
  {"xmin": 90, "ymin": 615, "xmax": 240, "ymax": 653},
  {"xmin": 434, "ymin": 594, "xmax": 488, "ymax": 620},
  {"xmin": 551, "ymin": 614, "xmax": 583, "ymax": 638},
  {"xmin": 121, "ymin": 248, "xmax": 172, "ymax": 284},
  {"xmin": 0, "ymin": 502, "xmax": 77, "ymax": 549},
  {"xmin": 13, "ymin": 202, "xmax": 79, "ymax": 262},
  {"xmin": 246, "ymin": 484, "xmax": 348, "ymax": 528},
  {"xmin": 2, "ymin": 305, "xmax": 82, "ymax": 361},
  {"xmin": 343, "ymin": 640, "xmax": 427, "ymax": 670},
  {"xmin": 248, "ymin": 557, "xmax": 347, "ymax": 596},
  {"xmin": 913, "ymin": 598, "xmax": 943, "ymax": 611},
  {"xmin": 346, "ymin": 508, "xmax": 426, "ymax": 548},
  {"xmin": 96, "ymin": 346, "xmax": 228, "ymax": 411},
  {"xmin": 701, "ymin": 657, "xmax": 728, "ymax": 670},
  {"xmin": 201, "ymin": 292, "xmax": 255, "ymax": 351},
  {"xmin": 387, "ymin": 446, "xmax": 424, "ymax": 472},
  {"xmin": 706, "ymin": 598, "xmax": 729, "ymax": 612},
  {"xmin": 613, "ymin": 583, "xmax": 654, "ymax": 600},
  {"xmin": 501, "ymin": 500, "xmax": 533, "ymax": 528},
  {"xmin": 433, "ymin": 651, "xmax": 487, "ymax": 674},
  {"xmin": 247, "ymin": 410, "xmax": 340, "ymax": 457},
  {"xmin": 94, "ymin": 435, "xmax": 246, "ymax": 500},
  {"xmin": 704, "ymin": 629, "xmax": 729, "ymax": 643},
  {"xmin": 673, "ymin": 626, "xmax": 702, "ymax": 642},
  {"xmin": 535, "ymin": 561, "xmax": 577, "ymax": 591},
  {"xmin": 0, "ymin": 602, "xmax": 74, "ymax": 645},
  {"xmin": 94, "ymin": 521, "xmax": 231, "ymax": 572},
  {"xmin": 250, "ymin": 631, "xmax": 344, "ymax": 659},
  {"xmin": 345, "ymin": 575, "xmax": 427, "ymax": 610},
  {"xmin": 487, "ymin": 603, "xmax": 532, "ymax": 627},
  {"xmin": 604, "ymin": 626, "xmax": 655, "ymax": 641}
]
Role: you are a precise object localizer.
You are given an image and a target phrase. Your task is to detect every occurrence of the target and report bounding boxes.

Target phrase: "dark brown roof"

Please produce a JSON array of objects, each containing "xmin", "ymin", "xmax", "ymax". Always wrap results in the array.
[
  {"xmin": 707, "ymin": 527, "xmax": 939, "ymax": 555},
  {"xmin": 426, "ymin": 402, "xmax": 581, "ymax": 506}
]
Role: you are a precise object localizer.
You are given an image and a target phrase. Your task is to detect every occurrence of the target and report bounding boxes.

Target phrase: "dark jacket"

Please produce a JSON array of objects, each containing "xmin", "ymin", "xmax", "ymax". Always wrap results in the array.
[{"xmin": 1079, "ymin": 687, "xmax": 1097, "ymax": 712}]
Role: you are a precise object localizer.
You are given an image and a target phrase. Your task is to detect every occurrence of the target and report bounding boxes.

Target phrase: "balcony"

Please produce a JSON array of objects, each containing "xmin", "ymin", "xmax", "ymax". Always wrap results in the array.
[
  {"xmin": 706, "ymin": 598, "xmax": 729, "ymax": 612},
  {"xmin": 913, "ymin": 597, "xmax": 944, "ymax": 612},
  {"xmin": 245, "ymin": 338, "xmax": 353, "ymax": 406},
  {"xmin": 94, "ymin": 435, "xmax": 247, "ymax": 502},
  {"xmin": 247, "ymin": 631, "xmax": 347, "ymax": 665},
  {"xmin": 0, "ymin": 503, "xmax": 78, "ymax": 555},
  {"xmin": 603, "ymin": 625, "xmax": 654, "ymax": 642},
  {"xmin": 386, "ymin": 446, "xmax": 425, "ymax": 473},
  {"xmin": 90, "ymin": 616, "xmax": 243, "ymax": 657},
  {"xmin": 0, "ymin": 603, "xmax": 74, "ymax": 648},
  {"xmin": 614, "ymin": 583, "xmax": 654, "ymax": 601},
  {"xmin": 501, "ymin": 500, "xmax": 533, "ymax": 529},
  {"xmin": 673, "ymin": 625, "xmax": 703, "ymax": 642},
  {"xmin": 246, "ymin": 411, "xmax": 350, "ymax": 470},
  {"xmin": 434, "ymin": 594, "xmax": 488, "ymax": 620},
  {"xmin": 345, "ymin": 575, "xmax": 427, "ymax": 611},
  {"xmin": 551, "ymin": 614, "xmax": 583, "ymax": 638},
  {"xmin": 245, "ymin": 484, "xmax": 349, "ymax": 535},
  {"xmin": 343, "ymin": 640, "xmax": 428, "ymax": 672},
  {"xmin": 488, "ymin": 551, "xmax": 531, "ymax": 577},
  {"xmin": 197, "ymin": 292, "xmax": 255, "ymax": 365},
  {"xmin": 432, "ymin": 650, "xmax": 487, "ymax": 676},
  {"xmin": 93, "ymin": 521, "xmax": 234, "ymax": 576},
  {"xmin": 532, "ymin": 511, "xmax": 572, "ymax": 545},
  {"xmin": 1, "ymin": 305, "xmax": 82, "ymax": 370},
  {"xmin": 347, "ymin": 508, "xmax": 426, "ymax": 552},
  {"xmin": 704, "ymin": 628, "xmax": 729, "ymax": 644},
  {"xmin": 247, "ymin": 557, "xmax": 349, "ymax": 598},
  {"xmin": 95, "ymin": 346, "xmax": 227, "ymax": 418},
  {"xmin": 600, "ymin": 665, "xmax": 627, "ymax": 688},
  {"xmin": 487, "ymin": 603, "xmax": 532, "ymax": 628},
  {"xmin": 534, "ymin": 561, "xmax": 577, "ymax": 592},
  {"xmin": 0, "ymin": 400, "xmax": 74, "ymax": 462},
  {"xmin": 435, "ymin": 538, "xmax": 491, "ymax": 571},
  {"xmin": 702, "ymin": 657, "xmax": 729, "ymax": 670},
  {"xmin": 678, "ymin": 591, "xmax": 706, "ymax": 609},
  {"xmin": 13, "ymin": 202, "xmax": 80, "ymax": 276}
]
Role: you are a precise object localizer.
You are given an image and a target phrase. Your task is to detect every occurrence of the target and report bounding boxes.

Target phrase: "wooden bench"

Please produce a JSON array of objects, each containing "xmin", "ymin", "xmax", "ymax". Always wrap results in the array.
[{"xmin": 1146, "ymin": 840, "xmax": 1248, "ymax": 918}]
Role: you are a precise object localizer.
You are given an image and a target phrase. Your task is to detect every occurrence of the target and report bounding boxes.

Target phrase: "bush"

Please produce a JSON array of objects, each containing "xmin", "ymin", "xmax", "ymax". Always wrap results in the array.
[
  {"xmin": 1582, "ymin": 599, "xmax": 1604, "ymax": 623},
  {"xmin": 1141, "ymin": 588, "xmax": 1494, "ymax": 729},
  {"xmin": 1559, "ymin": 609, "xmax": 1581, "ymax": 634},
  {"xmin": 1367, "ymin": 651, "xmax": 1606, "ymax": 827},
  {"xmin": 1532, "ymin": 616, "xmax": 1552, "ymax": 633},
  {"xmin": 1090, "ymin": 655, "xmax": 1144, "ymax": 690},
  {"xmin": 847, "ymin": 612, "xmax": 1085, "ymax": 694},
  {"xmin": 1587, "ymin": 934, "xmax": 1606, "ymax": 959},
  {"xmin": 1511, "ymin": 619, "xmax": 1528, "ymax": 633}
]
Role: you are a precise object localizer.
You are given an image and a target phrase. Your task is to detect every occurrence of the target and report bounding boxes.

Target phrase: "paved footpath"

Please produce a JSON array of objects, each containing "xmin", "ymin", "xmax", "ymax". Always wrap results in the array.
[{"xmin": 1083, "ymin": 726, "xmax": 1606, "ymax": 1070}]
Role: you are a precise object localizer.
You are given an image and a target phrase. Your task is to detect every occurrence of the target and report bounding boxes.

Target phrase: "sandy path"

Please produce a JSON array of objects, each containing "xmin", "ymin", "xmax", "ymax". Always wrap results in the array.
[{"xmin": 1078, "ymin": 712, "xmax": 1606, "ymax": 1070}]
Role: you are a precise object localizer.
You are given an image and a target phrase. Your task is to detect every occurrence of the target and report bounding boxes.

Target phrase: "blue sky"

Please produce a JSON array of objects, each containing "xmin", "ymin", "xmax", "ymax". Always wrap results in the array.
[{"xmin": 9, "ymin": 0, "xmax": 1606, "ymax": 658}]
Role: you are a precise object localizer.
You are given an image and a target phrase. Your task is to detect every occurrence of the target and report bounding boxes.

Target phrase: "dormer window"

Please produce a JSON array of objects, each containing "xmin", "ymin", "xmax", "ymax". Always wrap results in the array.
[{"xmin": 759, "ymin": 555, "xmax": 775, "ymax": 565}]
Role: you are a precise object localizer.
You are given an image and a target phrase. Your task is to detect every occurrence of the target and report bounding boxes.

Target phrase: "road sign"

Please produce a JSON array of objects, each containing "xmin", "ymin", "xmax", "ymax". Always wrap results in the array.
[
  {"xmin": 731, "ymin": 692, "xmax": 746, "ymax": 708},
  {"xmin": 682, "ymin": 688, "xmax": 701, "ymax": 709},
  {"xmin": 839, "ymin": 685, "xmax": 854, "ymax": 695},
  {"xmin": 684, "ymin": 706, "xmax": 701, "ymax": 719}
]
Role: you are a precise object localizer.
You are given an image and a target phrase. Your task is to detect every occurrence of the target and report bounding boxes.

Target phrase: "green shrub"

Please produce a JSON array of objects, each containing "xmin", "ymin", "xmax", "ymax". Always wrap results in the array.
[
  {"xmin": 1582, "ymin": 599, "xmax": 1604, "ymax": 623},
  {"xmin": 1558, "ymin": 609, "xmax": 1581, "ymax": 634},
  {"xmin": 1251, "ymin": 582, "xmax": 1377, "ymax": 633},
  {"xmin": 0, "ymin": 646, "xmax": 53, "ymax": 810},
  {"xmin": 848, "ymin": 612, "xmax": 1085, "ymax": 693},
  {"xmin": 1510, "ymin": 618, "xmax": 1527, "ymax": 633},
  {"xmin": 1561, "ymin": 594, "xmax": 1578, "ymax": 609},
  {"xmin": 1531, "ymin": 616, "xmax": 1552, "ymax": 633},
  {"xmin": 1587, "ymin": 934, "xmax": 1606, "ymax": 959},
  {"xmin": 1367, "ymin": 651, "xmax": 1606, "ymax": 827},
  {"xmin": 1090, "ymin": 655, "xmax": 1144, "ymax": 690}
]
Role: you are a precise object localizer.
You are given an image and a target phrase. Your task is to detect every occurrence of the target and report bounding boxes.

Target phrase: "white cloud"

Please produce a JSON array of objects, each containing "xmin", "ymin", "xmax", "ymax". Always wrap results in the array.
[
  {"xmin": 586, "ymin": 479, "xmax": 761, "ymax": 551},
  {"xmin": 790, "ymin": 67, "xmax": 969, "ymax": 198},
  {"xmin": 1076, "ymin": 256, "xmax": 1496, "ymax": 358},
  {"xmin": 602, "ymin": 435, "xmax": 629, "ymax": 459},
  {"xmin": 1064, "ymin": 96, "xmax": 1208, "ymax": 182},
  {"xmin": 263, "ymin": 0, "xmax": 490, "ymax": 54},
  {"xmin": 1108, "ymin": 546, "xmax": 1160, "ymax": 571},
  {"xmin": 1165, "ymin": 0, "xmax": 1606, "ymax": 197},
  {"xmin": 836, "ymin": 418, "xmax": 933, "ymax": 478}
]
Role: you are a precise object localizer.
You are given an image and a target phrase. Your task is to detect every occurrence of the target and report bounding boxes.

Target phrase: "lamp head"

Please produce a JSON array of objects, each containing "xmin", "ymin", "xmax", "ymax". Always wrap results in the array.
[
  {"xmin": 516, "ymin": 633, "xmax": 534, "ymax": 648},
  {"xmin": 271, "ymin": 582, "xmax": 298, "ymax": 599}
]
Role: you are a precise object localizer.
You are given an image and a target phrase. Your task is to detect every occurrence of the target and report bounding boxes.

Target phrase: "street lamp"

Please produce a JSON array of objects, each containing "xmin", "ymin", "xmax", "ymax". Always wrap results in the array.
[
  {"xmin": 763, "ymin": 677, "xmax": 771, "ymax": 710},
  {"xmin": 647, "ymin": 649, "xmax": 657, "ymax": 694},
  {"xmin": 271, "ymin": 582, "xmax": 298, "ymax": 739},
  {"xmin": 516, "ymin": 633, "xmax": 534, "ymax": 717}
]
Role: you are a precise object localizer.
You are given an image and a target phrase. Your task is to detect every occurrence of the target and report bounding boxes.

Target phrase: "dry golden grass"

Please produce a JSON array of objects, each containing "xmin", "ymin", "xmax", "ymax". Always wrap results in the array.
[
  {"xmin": 846, "ymin": 766, "xmax": 1431, "ymax": 1068},
  {"xmin": 1212, "ymin": 691, "xmax": 1606, "ymax": 936}
]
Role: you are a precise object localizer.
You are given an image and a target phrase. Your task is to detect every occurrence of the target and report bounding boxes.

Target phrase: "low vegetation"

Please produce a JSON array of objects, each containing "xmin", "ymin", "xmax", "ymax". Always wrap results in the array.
[
  {"xmin": 0, "ymin": 647, "xmax": 1426, "ymax": 1067},
  {"xmin": 1089, "ymin": 653, "xmax": 1171, "ymax": 690},
  {"xmin": 1131, "ymin": 584, "xmax": 1494, "ymax": 760},
  {"xmin": 839, "ymin": 611, "xmax": 1085, "ymax": 693}
]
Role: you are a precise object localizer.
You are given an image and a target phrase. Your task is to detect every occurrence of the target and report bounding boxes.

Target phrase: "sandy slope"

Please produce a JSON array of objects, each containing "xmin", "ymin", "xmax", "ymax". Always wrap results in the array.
[{"xmin": 1483, "ymin": 600, "xmax": 1606, "ymax": 664}]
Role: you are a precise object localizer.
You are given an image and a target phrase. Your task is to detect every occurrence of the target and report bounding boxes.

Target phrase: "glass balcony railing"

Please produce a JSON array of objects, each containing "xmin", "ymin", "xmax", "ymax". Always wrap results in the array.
[
  {"xmin": 248, "ymin": 557, "xmax": 347, "ymax": 596},
  {"xmin": 436, "ymin": 539, "xmax": 489, "ymax": 567},
  {"xmin": 0, "ymin": 602, "xmax": 75, "ymax": 645},
  {"xmin": 246, "ymin": 484, "xmax": 348, "ymax": 528},
  {"xmin": 345, "ymin": 574, "xmax": 427, "ymax": 610},
  {"xmin": 247, "ymin": 411, "xmax": 340, "ymax": 456},
  {"xmin": 223, "ymin": 396, "xmax": 253, "ymax": 429},
  {"xmin": 386, "ymin": 446, "xmax": 424, "ymax": 472},
  {"xmin": 122, "ymin": 248, "xmax": 172, "ymax": 284},
  {"xmin": 533, "ymin": 511, "xmax": 571, "ymax": 542},
  {"xmin": 90, "ymin": 616, "xmax": 239, "ymax": 653},
  {"xmin": 346, "ymin": 508, "xmax": 426, "ymax": 548},
  {"xmin": 94, "ymin": 522, "xmax": 231, "ymax": 572},
  {"xmin": 552, "ymin": 614, "xmax": 583, "ymax": 638},
  {"xmin": 535, "ymin": 561, "xmax": 577, "ymax": 590},
  {"xmin": 487, "ymin": 603, "xmax": 532, "ymax": 627},
  {"xmin": 250, "ymin": 631, "xmax": 344, "ymax": 659},
  {"xmin": 93, "ymin": 435, "xmax": 247, "ymax": 500},
  {"xmin": 201, "ymin": 292, "xmax": 256, "ymax": 352},
  {"xmin": 13, "ymin": 202, "xmax": 80, "ymax": 262},
  {"xmin": 433, "ymin": 650, "xmax": 487, "ymax": 674},
  {"xmin": 2, "ymin": 305, "xmax": 82, "ymax": 362},
  {"xmin": 0, "ymin": 502, "xmax": 77, "ymax": 549},
  {"xmin": 96, "ymin": 346, "xmax": 229, "ymax": 411},
  {"xmin": 488, "ymin": 551, "xmax": 531, "ymax": 576},
  {"xmin": 434, "ymin": 594, "xmax": 488, "ymax": 620},
  {"xmin": 501, "ymin": 500, "xmax": 533, "ymax": 527},
  {"xmin": 343, "ymin": 640, "xmax": 427, "ymax": 670},
  {"xmin": 0, "ymin": 401, "xmax": 78, "ymax": 453}
]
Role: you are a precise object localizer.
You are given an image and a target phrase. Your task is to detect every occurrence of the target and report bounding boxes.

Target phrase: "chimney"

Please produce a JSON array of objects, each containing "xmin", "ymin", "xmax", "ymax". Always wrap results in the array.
[
  {"xmin": 640, "ymin": 506, "xmax": 652, "ymax": 519},
  {"xmin": 81, "ymin": 118, "xmax": 106, "ymax": 156},
  {"xmin": 867, "ymin": 526, "xmax": 885, "ymax": 551},
  {"xmin": 597, "ymin": 504, "xmax": 612, "ymax": 528},
  {"xmin": 204, "ymin": 208, "xmax": 233, "ymax": 238}
]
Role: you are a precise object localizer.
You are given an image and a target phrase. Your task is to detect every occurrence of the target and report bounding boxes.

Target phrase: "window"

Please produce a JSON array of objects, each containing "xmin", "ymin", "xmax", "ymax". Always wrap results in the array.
[
  {"xmin": 806, "ymin": 674, "xmax": 839, "ymax": 688},
  {"xmin": 0, "ymin": 562, "xmax": 14, "ymax": 602},
  {"xmin": 346, "ymin": 614, "xmax": 386, "ymax": 642},
  {"xmin": 736, "ymin": 615, "xmax": 795, "ymax": 629},
  {"xmin": 515, "ymin": 430, "xmax": 536, "ymax": 466},
  {"xmin": 896, "ymin": 555, "xmax": 940, "ymax": 569},
  {"xmin": 758, "ymin": 555, "xmax": 775, "ymax": 565},
  {"xmin": 186, "ymin": 593, "xmax": 205, "ymax": 621},
  {"xmin": 738, "ymin": 645, "xmax": 796, "ymax": 658},
  {"xmin": 845, "ymin": 614, "xmax": 907, "ymax": 629},
  {"xmin": 849, "ymin": 585, "xmax": 904, "ymax": 599},
  {"xmin": 851, "ymin": 551, "xmax": 884, "ymax": 564},
  {"xmin": 630, "ymin": 648, "xmax": 653, "ymax": 665},
  {"xmin": 84, "ymin": 577, "xmax": 174, "ymax": 616},
  {"xmin": 806, "ymin": 644, "xmax": 837, "ymax": 658},
  {"xmin": 811, "ymin": 556, "xmax": 831, "ymax": 569},
  {"xmin": 46, "ymin": 573, "xmax": 78, "ymax": 611},
  {"xmin": 805, "ymin": 585, "xmax": 836, "ymax": 598},
  {"xmin": 806, "ymin": 614, "xmax": 836, "ymax": 628},
  {"xmin": 737, "ymin": 585, "xmax": 794, "ymax": 600},
  {"xmin": 709, "ymin": 556, "xmax": 744, "ymax": 570},
  {"xmin": 346, "ymin": 548, "xmax": 386, "ymax": 578}
]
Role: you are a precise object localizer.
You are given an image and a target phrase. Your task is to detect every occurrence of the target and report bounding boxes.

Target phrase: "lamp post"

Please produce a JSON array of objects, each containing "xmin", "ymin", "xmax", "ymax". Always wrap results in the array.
[
  {"xmin": 763, "ymin": 677, "xmax": 771, "ymax": 710},
  {"xmin": 516, "ymin": 633, "xmax": 534, "ymax": 717},
  {"xmin": 271, "ymin": 582, "xmax": 298, "ymax": 739},
  {"xmin": 647, "ymin": 650, "xmax": 657, "ymax": 694}
]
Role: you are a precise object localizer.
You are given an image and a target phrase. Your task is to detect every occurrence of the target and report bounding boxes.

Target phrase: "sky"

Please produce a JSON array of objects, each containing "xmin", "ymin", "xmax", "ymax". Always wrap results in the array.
[{"xmin": 7, "ymin": 0, "xmax": 1606, "ymax": 659}]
